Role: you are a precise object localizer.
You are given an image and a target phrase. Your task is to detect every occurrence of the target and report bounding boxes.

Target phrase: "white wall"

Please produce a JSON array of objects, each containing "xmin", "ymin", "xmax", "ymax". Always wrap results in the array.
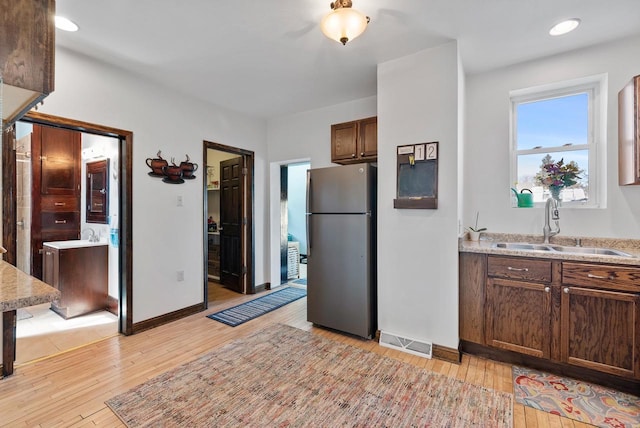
[
  {"xmin": 287, "ymin": 162, "xmax": 310, "ymax": 254},
  {"xmin": 377, "ymin": 42, "xmax": 461, "ymax": 349},
  {"xmin": 39, "ymin": 48, "xmax": 268, "ymax": 323},
  {"xmin": 464, "ymin": 34, "xmax": 640, "ymax": 238},
  {"xmin": 267, "ymin": 97, "xmax": 377, "ymax": 286}
]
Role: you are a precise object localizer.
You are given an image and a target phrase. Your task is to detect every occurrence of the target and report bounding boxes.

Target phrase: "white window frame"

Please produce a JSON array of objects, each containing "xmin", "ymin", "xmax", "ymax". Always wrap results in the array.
[{"xmin": 509, "ymin": 74, "xmax": 607, "ymax": 208}]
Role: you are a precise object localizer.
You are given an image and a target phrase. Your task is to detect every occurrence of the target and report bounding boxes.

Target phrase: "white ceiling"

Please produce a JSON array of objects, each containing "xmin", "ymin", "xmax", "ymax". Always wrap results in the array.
[{"xmin": 55, "ymin": 0, "xmax": 640, "ymax": 119}]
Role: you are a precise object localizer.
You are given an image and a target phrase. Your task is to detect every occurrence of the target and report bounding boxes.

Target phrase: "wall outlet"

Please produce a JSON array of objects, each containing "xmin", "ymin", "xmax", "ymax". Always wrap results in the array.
[
  {"xmin": 177, "ymin": 270, "xmax": 184, "ymax": 282},
  {"xmin": 177, "ymin": 195, "xmax": 183, "ymax": 207}
]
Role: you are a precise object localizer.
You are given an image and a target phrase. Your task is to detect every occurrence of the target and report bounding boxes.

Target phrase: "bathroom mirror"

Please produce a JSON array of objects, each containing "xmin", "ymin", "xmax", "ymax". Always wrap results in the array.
[{"xmin": 86, "ymin": 159, "xmax": 109, "ymax": 223}]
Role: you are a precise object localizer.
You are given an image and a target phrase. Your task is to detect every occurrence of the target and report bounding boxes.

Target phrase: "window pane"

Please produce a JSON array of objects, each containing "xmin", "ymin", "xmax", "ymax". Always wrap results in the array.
[
  {"xmin": 516, "ymin": 93, "xmax": 588, "ymax": 150},
  {"xmin": 516, "ymin": 150, "xmax": 589, "ymax": 203}
]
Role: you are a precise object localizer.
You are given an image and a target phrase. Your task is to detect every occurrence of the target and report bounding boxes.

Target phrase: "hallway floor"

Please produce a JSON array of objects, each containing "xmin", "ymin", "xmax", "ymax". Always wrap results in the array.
[{"xmin": 15, "ymin": 303, "xmax": 119, "ymax": 365}]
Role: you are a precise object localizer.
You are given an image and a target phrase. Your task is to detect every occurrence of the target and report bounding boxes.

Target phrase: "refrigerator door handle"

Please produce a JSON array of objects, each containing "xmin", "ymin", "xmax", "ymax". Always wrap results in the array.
[
  {"xmin": 306, "ymin": 214, "xmax": 312, "ymax": 257},
  {"xmin": 306, "ymin": 171, "xmax": 312, "ymax": 257}
]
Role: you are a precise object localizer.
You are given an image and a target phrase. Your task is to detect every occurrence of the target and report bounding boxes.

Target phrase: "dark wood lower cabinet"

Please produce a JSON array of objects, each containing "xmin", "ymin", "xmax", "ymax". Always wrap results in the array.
[
  {"xmin": 460, "ymin": 252, "xmax": 640, "ymax": 394},
  {"xmin": 486, "ymin": 278, "xmax": 551, "ymax": 359},
  {"xmin": 561, "ymin": 286, "xmax": 639, "ymax": 378},
  {"xmin": 43, "ymin": 243, "xmax": 108, "ymax": 319}
]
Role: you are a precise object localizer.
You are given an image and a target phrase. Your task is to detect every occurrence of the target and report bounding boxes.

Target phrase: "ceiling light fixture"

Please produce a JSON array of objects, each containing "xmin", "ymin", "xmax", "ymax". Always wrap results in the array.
[
  {"xmin": 55, "ymin": 16, "xmax": 79, "ymax": 32},
  {"xmin": 320, "ymin": 0, "xmax": 369, "ymax": 45},
  {"xmin": 549, "ymin": 18, "xmax": 580, "ymax": 36}
]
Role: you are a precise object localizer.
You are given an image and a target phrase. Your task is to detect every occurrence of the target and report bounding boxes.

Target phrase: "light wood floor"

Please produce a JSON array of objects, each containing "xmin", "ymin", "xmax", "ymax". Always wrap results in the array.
[
  {"xmin": 0, "ymin": 285, "xmax": 594, "ymax": 427},
  {"xmin": 15, "ymin": 303, "xmax": 119, "ymax": 365}
]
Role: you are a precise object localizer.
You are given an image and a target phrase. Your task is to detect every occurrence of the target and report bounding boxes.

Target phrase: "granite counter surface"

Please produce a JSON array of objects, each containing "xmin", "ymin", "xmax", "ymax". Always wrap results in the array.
[
  {"xmin": 0, "ymin": 260, "xmax": 60, "ymax": 312},
  {"xmin": 459, "ymin": 232, "xmax": 640, "ymax": 266}
]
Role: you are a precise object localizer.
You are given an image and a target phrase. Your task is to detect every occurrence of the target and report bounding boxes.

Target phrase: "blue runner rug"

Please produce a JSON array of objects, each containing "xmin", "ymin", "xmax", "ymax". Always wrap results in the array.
[{"xmin": 207, "ymin": 287, "xmax": 307, "ymax": 327}]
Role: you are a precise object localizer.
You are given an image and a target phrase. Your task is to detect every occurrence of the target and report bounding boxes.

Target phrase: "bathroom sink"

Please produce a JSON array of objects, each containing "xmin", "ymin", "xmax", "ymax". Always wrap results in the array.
[
  {"xmin": 549, "ymin": 245, "xmax": 634, "ymax": 257},
  {"xmin": 43, "ymin": 239, "xmax": 107, "ymax": 250},
  {"xmin": 493, "ymin": 243, "xmax": 553, "ymax": 251}
]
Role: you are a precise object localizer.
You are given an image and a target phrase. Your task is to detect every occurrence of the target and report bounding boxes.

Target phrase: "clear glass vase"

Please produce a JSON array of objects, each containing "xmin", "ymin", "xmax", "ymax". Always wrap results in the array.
[{"xmin": 549, "ymin": 186, "xmax": 562, "ymax": 201}]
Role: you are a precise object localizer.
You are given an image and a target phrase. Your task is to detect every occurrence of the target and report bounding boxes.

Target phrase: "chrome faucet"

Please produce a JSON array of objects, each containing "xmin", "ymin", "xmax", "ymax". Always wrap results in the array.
[
  {"xmin": 83, "ymin": 227, "xmax": 99, "ymax": 242},
  {"xmin": 543, "ymin": 197, "xmax": 560, "ymax": 244}
]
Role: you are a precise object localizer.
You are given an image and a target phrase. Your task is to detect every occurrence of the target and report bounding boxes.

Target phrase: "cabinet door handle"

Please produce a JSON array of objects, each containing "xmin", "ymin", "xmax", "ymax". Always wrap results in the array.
[
  {"xmin": 55, "ymin": 220, "xmax": 67, "ymax": 224},
  {"xmin": 587, "ymin": 273, "xmax": 608, "ymax": 280},
  {"xmin": 54, "ymin": 202, "xmax": 65, "ymax": 206},
  {"xmin": 544, "ymin": 287, "xmax": 550, "ymax": 293},
  {"xmin": 360, "ymin": 152, "xmax": 365, "ymax": 156},
  {"xmin": 507, "ymin": 266, "xmax": 529, "ymax": 272},
  {"xmin": 351, "ymin": 154, "xmax": 356, "ymax": 158},
  {"xmin": 563, "ymin": 287, "xmax": 570, "ymax": 294}
]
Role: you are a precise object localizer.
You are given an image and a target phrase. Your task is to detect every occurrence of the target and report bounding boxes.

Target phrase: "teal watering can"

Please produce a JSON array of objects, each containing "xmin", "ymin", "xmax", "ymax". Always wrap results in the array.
[{"xmin": 511, "ymin": 188, "xmax": 534, "ymax": 208}]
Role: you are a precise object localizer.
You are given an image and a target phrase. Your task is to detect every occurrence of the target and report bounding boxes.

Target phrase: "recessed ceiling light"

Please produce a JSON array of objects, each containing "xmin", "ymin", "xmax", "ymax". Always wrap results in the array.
[
  {"xmin": 549, "ymin": 18, "xmax": 580, "ymax": 36},
  {"xmin": 55, "ymin": 16, "xmax": 79, "ymax": 32}
]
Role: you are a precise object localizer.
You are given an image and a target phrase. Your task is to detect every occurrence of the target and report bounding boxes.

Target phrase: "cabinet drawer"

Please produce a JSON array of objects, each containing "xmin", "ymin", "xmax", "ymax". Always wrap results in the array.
[
  {"xmin": 562, "ymin": 262, "xmax": 640, "ymax": 293},
  {"xmin": 41, "ymin": 195, "xmax": 79, "ymax": 211},
  {"xmin": 42, "ymin": 212, "xmax": 79, "ymax": 230},
  {"xmin": 488, "ymin": 256, "xmax": 552, "ymax": 282}
]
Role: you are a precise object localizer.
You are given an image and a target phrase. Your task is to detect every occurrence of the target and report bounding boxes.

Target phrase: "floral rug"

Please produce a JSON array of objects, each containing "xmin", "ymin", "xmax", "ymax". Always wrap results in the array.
[
  {"xmin": 513, "ymin": 366, "xmax": 640, "ymax": 427},
  {"xmin": 106, "ymin": 325, "xmax": 513, "ymax": 427}
]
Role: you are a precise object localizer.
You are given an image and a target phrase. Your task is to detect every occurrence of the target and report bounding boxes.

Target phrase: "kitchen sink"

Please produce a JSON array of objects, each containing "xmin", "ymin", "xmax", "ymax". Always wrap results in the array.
[
  {"xmin": 493, "ymin": 243, "xmax": 553, "ymax": 251},
  {"xmin": 549, "ymin": 245, "xmax": 634, "ymax": 257},
  {"xmin": 492, "ymin": 242, "xmax": 634, "ymax": 257}
]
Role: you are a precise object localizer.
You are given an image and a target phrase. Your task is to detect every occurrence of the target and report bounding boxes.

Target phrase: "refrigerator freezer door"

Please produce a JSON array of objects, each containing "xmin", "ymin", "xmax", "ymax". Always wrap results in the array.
[
  {"xmin": 307, "ymin": 163, "xmax": 372, "ymax": 214},
  {"xmin": 307, "ymin": 213, "xmax": 374, "ymax": 338}
]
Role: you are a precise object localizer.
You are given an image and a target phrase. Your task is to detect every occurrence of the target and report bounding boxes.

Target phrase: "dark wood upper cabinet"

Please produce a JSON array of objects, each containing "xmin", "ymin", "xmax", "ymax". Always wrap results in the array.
[
  {"xmin": 618, "ymin": 74, "xmax": 640, "ymax": 185},
  {"xmin": 86, "ymin": 159, "xmax": 109, "ymax": 224},
  {"xmin": 31, "ymin": 124, "xmax": 81, "ymax": 279},
  {"xmin": 330, "ymin": 116, "xmax": 377, "ymax": 164},
  {"xmin": 0, "ymin": 0, "xmax": 56, "ymax": 129}
]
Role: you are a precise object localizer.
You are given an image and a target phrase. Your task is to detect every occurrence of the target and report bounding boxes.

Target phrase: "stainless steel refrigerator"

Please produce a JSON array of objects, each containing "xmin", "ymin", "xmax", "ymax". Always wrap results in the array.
[{"xmin": 306, "ymin": 163, "xmax": 377, "ymax": 339}]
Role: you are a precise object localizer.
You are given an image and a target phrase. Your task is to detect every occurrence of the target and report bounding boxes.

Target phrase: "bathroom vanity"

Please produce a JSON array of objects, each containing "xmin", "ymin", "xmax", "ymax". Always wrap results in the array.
[{"xmin": 42, "ymin": 240, "xmax": 108, "ymax": 319}]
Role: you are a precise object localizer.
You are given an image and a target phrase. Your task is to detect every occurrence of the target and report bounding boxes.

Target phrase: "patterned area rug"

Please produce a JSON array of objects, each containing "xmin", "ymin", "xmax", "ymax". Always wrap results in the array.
[
  {"xmin": 207, "ymin": 287, "xmax": 306, "ymax": 327},
  {"xmin": 106, "ymin": 325, "xmax": 513, "ymax": 427},
  {"xmin": 513, "ymin": 366, "xmax": 640, "ymax": 427},
  {"xmin": 291, "ymin": 277, "xmax": 306, "ymax": 285}
]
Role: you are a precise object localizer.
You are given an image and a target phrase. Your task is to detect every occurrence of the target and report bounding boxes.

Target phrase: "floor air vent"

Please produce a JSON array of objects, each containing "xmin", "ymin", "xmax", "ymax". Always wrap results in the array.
[{"xmin": 379, "ymin": 331, "xmax": 433, "ymax": 359}]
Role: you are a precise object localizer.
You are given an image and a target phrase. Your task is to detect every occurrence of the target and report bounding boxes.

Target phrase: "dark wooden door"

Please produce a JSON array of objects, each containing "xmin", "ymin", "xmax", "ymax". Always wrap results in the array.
[
  {"xmin": 31, "ymin": 124, "xmax": 81, "ymax": 279},
  {"xmin": 219, "ymin": 156, "xmax": 244, "ymax": 293},
  {"xmin": 561, "ymin": 286, "xmax": 639, "ymax": 379},
  {"xmin": 359, "ymin": 117, "xmax": 378, "ymax": 160},
  {"xmin": 485, "ymin": 277, "xmax": 552, "ymax": 359},
  {"xmin": 330, "ymin": 121, "xmax": 358, "ymax": 162}
]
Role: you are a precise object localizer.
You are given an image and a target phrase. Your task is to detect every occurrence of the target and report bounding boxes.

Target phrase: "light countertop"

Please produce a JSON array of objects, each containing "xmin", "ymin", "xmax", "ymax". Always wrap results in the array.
[
  {"xmin": 459, "ymin": 232, "xmax": 640, "ymax": 266},
  {"xmin": 43, "ymin": 240, "xmax": 108, "ymax": 250},
  {"xmin": 0, "ymin": 260, "xmax": 60, "ymax": 312}
]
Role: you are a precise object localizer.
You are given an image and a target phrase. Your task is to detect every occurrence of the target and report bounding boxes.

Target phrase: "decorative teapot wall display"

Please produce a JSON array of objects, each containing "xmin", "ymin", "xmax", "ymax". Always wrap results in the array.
[
  {"xmin": 146, "ymin": 151, "xmax": 197, "ymax": 184},
  {"xmin": 511, "ymin": 188, "xmax": 534, "ymax": 208}
]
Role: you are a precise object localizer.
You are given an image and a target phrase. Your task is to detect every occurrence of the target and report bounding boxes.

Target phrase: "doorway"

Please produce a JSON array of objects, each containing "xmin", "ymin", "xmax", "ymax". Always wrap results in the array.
[
  {"xmin": 279, "ymin": 161, "xmax": 310, "ymax": 287},
  {"xmin": 2, "ymin": 112, "xmax": 133, "ymax": 346},
  {"xmin": 7, "ymin": 118, "xmax": 127, "ymax": 365},
  {"xmin": 203, "ymin": 141, "xmax": 254, "ymax": 304}
]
